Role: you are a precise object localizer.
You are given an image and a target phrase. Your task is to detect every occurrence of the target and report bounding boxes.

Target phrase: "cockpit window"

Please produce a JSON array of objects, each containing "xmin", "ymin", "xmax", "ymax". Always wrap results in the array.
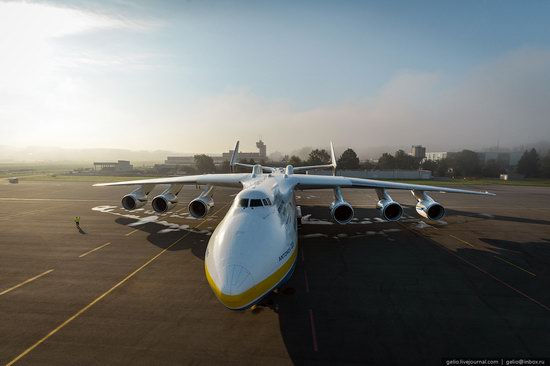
[
  {"xmin": 250, "ymin": 199, "xmax": 263, "ymax": 207},
  {"xmin": 238, "ymin": 198, "xmax": 249, "ymax": 207},
  {"xmin": 262, "ymin": 199, "xmax": 268, "ymax": 206}
]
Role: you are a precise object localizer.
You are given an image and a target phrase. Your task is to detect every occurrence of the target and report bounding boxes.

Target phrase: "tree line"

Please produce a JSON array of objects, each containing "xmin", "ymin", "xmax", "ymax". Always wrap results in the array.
[{"xmin": 191, "ymin": 147, "xmax": 550, "ymax": 178}]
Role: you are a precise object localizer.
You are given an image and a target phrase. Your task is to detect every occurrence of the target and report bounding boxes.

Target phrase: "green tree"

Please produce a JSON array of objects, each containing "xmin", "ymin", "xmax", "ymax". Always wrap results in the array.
[
  {"xmin": 194, "ymin": 154, "xmax": 216, "ymax": 174},
  {"xmin": 541, "ymin": 152, "xmax": 550, "ymax": 178},
  {"xmin": 394, "ymin": 149, "xmax": 420, "ymax": 169},
  {"xmin": 219, "ymin": 160, "xmax": 231, "ymax": 173},
  {"xmin": 307, "ymin": 149, "xmax": 330, "ymax": 165},
  {"xmin": 452, "ymin": 150, "xmax": 481, "ymax": 177},
  {"xmin": 377, "ymin": 153, "xmax": 396, "ymax": 170},
  {"xmin": 482, "ymin": 159, "xmax": 504, "ymax": 178},
  {"xmin": 337, "ymin": 148, "xmax": 360, "ymax": 169},
  {"xmin": 288, "ymin": 155, "xmax": 302, "ymax": 166},
  {"xmin": 517, "ymin": 148, "xmax": 540, "ymax": 178},
  {"xmin": 360, "ymin": 160, "xmax": 376, "ymax": 170},
  {"xmin": 436, "ymin": 158, "xmax": 451, "ymax": 177},
  {"xmin": 421, "ymin": 159, "xmax": 439, "ymax": 172}
]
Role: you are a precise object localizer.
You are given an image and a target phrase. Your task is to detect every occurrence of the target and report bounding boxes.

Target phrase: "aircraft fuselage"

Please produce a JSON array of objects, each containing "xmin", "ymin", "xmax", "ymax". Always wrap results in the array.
[{"xmin": 205, "ymin": 172, "xmax": 299, "ymax": 310}]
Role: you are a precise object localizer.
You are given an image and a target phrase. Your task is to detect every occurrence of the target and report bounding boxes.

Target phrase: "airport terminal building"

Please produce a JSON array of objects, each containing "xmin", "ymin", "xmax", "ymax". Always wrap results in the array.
[{"xmin": 164, "ymin": 140, "xmax": 267, "ymax": 167}]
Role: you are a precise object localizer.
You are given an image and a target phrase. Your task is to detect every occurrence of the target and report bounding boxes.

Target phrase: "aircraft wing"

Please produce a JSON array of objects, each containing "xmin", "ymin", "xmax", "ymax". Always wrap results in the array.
[
  {"xmin": 93, "ymin": 173, "xmax": 250, "ymax": 188},
  {"xmin": 290, "ymin": 174, "xmax": 495, "ymax": 195}
]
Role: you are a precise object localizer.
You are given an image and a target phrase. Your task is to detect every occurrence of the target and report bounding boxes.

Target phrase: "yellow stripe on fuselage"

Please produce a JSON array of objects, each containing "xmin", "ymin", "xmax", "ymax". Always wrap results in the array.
[{"xmin": 205, "ymin": 245, "xmax": 297, "ymax": 310}]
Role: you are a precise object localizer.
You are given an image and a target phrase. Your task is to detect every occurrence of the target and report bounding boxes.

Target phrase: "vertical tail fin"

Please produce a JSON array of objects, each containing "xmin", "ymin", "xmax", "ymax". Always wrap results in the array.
[
  {"xmin": 229, "ymin": 141, "xmax": 240, "ymax": 173},
  {"xmin": 329, "ymin": 141, "xmax": 337, "ymax": 176}
]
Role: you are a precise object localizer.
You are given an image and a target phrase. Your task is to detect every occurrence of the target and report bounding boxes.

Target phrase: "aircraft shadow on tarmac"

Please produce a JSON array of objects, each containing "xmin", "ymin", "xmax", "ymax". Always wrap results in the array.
[
  {"xmin": 398, "ymin": 204, "xmax": 550, "ymax": 226},
  {"xmin": 273, "ymin": 206, "xmax": 550, "ymax": 364},
  {"xmin": 114, "ymin": 217, "xmax": 209, "ymax": 259},
  {"xmin": 113, "ymin": 207, "xmax": 550, "ymax": 364}
]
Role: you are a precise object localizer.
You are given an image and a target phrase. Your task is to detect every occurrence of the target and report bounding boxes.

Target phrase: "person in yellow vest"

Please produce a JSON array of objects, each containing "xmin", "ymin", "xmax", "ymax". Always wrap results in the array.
[{"xmin": 74, "ymin": 216, "xmax": 80, "ymax": 227}]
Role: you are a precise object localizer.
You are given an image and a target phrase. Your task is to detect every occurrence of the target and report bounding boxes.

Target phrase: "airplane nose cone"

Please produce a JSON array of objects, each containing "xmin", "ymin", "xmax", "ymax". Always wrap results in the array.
[
  {"xmin": 205, "ymin": 262, "xmax": 258, "ymax": 310},
  {"xmin": 220, "ymin": 264, "xmax": 254, "ymax": 296}
]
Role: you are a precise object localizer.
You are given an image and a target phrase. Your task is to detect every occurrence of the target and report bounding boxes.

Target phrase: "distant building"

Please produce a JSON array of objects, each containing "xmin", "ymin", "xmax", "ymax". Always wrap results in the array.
[
  {"xmin": 163, "ymin": 140, "xmax": 268, "ymax": 169},
  {"xmin": 165, "ymin": 156, "xmax": 195, "ymax": 165},
  {"xmin": 410, "ymin": 145, "xmax": 426, "ymax": 159},
  {"xmin": 93, "ymin": 160, "xmax": 133, "ymax": 172},
  {"xmin": 425, "ymin": 150, "xmax": 522, "ymax": 168},
  {"xmin": 425, "ymin": 152, "xmax": 450, "ymax": 161},
  {"xmin": 222, "ymin": 139, "xmax": 267, "ymax": 161}
]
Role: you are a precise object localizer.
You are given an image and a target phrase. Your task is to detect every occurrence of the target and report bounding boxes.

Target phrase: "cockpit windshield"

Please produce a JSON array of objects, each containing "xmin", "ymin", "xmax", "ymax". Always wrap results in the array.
[
  {"xmin": 250, "ymin": 199, "xmax": 263, "ymax": 207},
  {"xmin": 237, "ymin": 197, "xmax": 271, "ymax": 208}
]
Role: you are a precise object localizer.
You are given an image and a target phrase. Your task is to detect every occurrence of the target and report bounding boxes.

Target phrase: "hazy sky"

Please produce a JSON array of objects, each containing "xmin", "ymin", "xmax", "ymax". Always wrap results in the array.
[{"xmin": 1, "ymin": 0, "xmax": 549, "ymax": 154}]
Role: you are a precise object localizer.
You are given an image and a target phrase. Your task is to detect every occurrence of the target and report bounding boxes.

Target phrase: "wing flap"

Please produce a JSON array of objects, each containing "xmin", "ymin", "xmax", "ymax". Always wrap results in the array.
[
  {"xmin": 291, "ymin": 174, "xmax": 494, "ymax": 196},
  {"xmin": 93, "ymin": 173, "xmax": 249, "ymax": 188}
]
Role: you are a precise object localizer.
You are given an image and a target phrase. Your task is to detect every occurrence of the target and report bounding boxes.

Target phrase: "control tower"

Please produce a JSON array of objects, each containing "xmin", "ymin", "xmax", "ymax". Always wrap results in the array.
[{"xmin": 256, "ymin": 139, "xmax": 267, "ymax": 159}]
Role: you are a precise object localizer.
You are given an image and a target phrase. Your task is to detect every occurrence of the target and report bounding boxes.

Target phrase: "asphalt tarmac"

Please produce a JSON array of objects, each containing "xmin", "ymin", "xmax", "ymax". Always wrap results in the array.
[{"xmin": 1, "ymin": 180, "xmax": 549, "ymax": 365}]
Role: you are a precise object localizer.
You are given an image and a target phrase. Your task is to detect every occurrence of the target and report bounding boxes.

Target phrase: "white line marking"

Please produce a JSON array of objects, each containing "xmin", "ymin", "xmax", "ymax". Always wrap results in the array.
[
  {"xmin": 4, "ymin": 203, "xmax": 231, "ymax": 366},
  {"xmin": 79, "ymin": 242, "xmax": 111, "ymax": 258},
  {"xmin": 125, "ymin": 229, "xmax": 139, "ymax": 237},
  {"xmin": 0, "ymin": 270, "xmax": 54, "ymax": 296}
]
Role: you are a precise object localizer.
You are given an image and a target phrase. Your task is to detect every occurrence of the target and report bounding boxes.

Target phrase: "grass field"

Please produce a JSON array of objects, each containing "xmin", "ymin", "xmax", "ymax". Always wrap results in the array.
[
  {"xmin": 385, "ymin": 178, "xmax": 550, "ymax": 187},
  {"xmin": 16, "ymin": 174, "xmax": 161, "ymax": 183}
]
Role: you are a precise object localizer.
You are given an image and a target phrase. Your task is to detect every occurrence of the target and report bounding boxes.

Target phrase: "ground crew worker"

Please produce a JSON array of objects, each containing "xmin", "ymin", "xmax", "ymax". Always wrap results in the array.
[{"xmin": 74, "ymin": 216, "xmax": 80, "ymax": 227}]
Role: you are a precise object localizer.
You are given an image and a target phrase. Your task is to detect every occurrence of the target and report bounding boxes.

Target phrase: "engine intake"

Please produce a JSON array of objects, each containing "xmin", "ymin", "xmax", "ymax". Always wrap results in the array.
[
  {"xmin": 188, "ymin": 196, "xmax": 214, "ymax": 218},
  {"xmin": 377, "ymin": 199, "xmax": 403, "ymax": 221},
  {"xmin": 152, "ymin": 192, "xmax": 178, "ymax": 213},
  {"xmin": 413, "ymin": 191, "xmax": 446, "ymax": 221},
  {"xmin": 121, "ymin": 187, "xmax": 148, "ymax": 210},
  {"xmin": 375, "ymin": 189, "xmax": 403, "ymax": 222},
  {"xmin": 329, "ymin": 187, "xmax": 354, "ymax": 224}
]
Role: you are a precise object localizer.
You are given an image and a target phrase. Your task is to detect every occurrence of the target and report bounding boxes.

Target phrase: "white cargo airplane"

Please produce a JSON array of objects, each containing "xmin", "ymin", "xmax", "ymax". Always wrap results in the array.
[{"xmin": 95, "ymin": 142, "xmax": 494, "ymax": 310}]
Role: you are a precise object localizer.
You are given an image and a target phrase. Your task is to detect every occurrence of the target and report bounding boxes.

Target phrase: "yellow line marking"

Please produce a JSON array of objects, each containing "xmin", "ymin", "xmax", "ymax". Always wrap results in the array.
[
  {"xmin": 0, "ymin": 270, "xmax": 54, "ymax": 296},
  {"xmin": 78, "ymin": 242, "xmax": 111, "ymax": 258},
  {"xmin": 494, "ymin": 256, "xmax": 536, "ymax": 277},
  {"xmin": 125, "ymin": 229, "xmax": 139, "ymax": 237},
  {"xmin": 449, "ymin": 234, "xmax": 475, "ymax": 248},
  {"xmin": 6, "ymin": 203, "xmax": 230, "ymax": 366}
]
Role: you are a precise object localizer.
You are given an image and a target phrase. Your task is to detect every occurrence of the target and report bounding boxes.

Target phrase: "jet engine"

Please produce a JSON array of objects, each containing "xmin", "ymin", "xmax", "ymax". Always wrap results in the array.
[
  {"xmin": 188, "ymin": 196, "xmax": 214, "ymax": 218},
  {"xmin": 376, "ymin": 198, "xmax": 403, "ymax": 221},
  {"xmin": 375, "ymin": 189, "xmax": 403, "ymax": 221},
  {"xmin": 329, "ymin": 187, "xmax": 354, "ymax": 224},
  {"xmin": 121, "ymin": 187, "xmax": 148, "ymax": 210},
  {"xmin": 151, "ymin": 192, "xmax": 178, "ymax": 213},
  {"xmin": 412, "ymin": 191, "xmax": 445, "ymax": 221}
]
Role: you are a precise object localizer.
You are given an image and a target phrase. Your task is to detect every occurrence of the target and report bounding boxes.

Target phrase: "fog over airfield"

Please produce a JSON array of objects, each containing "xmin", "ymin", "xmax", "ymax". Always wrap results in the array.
[{"xmin": 1, "ymin": 0, "xmax": 550, "ymax": 159}]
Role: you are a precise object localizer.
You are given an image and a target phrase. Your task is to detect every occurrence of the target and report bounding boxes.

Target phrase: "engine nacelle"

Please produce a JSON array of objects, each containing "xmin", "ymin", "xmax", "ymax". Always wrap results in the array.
[
  {"xmin": 329, "ymin": 200, "xmax": 354, "ymax": 224},
  {"xmin": 188, "ymin": 196, "xmax": 214, "ymax": 218},
  {"xmin": 121, "ymin": 187, "xmax": 148, "ymax": 210},
  {"xmin": 413, "ymin": 191, "xmax": 445, "ymax": 221},
  {"xmin": 376, "ymin": 199, "xmax": 403, "ymax": 221},
  {"xmin": 416, "ymin": 199, "xmax": 445, "ymax": 221},
  {"xmin": 151, "ymin": 192, "xmax": 178, "ymax": 213}
]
